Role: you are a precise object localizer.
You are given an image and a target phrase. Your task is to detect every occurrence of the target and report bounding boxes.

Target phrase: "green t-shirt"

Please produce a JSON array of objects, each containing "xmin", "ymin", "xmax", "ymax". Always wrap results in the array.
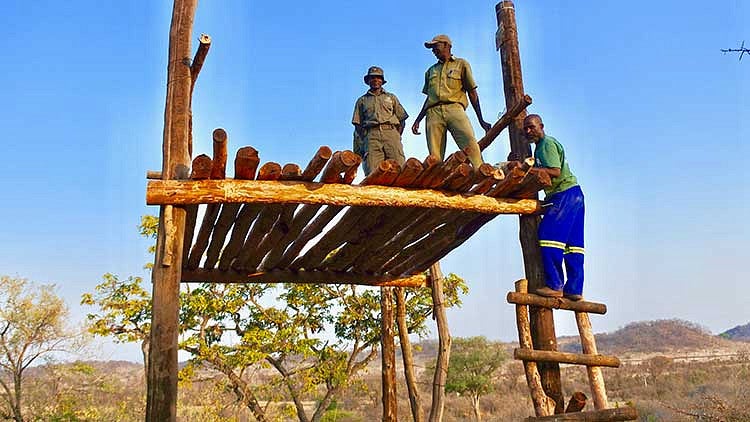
[{"xmin": 534, "ymin": 135, "xmax": 578, "ymax": 196}]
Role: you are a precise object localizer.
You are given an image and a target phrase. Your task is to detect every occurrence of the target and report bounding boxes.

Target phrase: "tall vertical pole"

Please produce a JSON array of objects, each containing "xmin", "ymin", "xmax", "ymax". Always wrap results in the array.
[
  {"xmin": 147, "ymin": 1, "xmax": 197, "ymax": 421},
  {"xmin": 380, "ymin": 287, "xmax": 397, "ymax": 421},
  {"xmin": 496, "ymin": 1, "xmax": 565, "ymax": 413},
  {"xmin": 428, "ymin": 262, "xmax": 450, "ymax": 422}
]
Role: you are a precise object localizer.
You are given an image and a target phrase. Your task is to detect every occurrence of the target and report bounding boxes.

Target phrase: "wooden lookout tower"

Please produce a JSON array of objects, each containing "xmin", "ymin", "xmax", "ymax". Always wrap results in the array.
[{"xmin": 145, "ymin": 1, "xmax": 638, "ymax": 420}]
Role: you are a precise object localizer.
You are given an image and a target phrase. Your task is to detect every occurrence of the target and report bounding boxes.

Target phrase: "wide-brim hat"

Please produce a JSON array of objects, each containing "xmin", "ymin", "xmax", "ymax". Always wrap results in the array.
[
  {"xmin": 363, "ymin": 66, "xmax": 387, "ymax": 84},
  {"xmin": 424, "ymin": 34, "xmax": 452, "ymax": 48}
]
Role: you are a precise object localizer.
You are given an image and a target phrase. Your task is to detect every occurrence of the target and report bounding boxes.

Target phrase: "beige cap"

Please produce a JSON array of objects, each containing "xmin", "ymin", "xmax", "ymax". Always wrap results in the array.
[
  {"xmin": 424, "ymin": 34, "xmax": 452, "ymax": 48},
  {"xmin": 363, "ymin": 66, "xmax": 387, "ymax": 84}
]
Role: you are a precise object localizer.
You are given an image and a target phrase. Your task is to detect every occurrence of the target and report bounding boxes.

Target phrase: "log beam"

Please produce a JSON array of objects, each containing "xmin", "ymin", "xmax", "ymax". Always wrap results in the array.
[
  {"xmin": 147, "ymin": 179, "xmax": 542, "ymax": 214},
  {"xmin": 526, "ymin": 407, "xmax": 638, "ymax": 421},
  {"xmin": 180, "ymin": 269, "xmax": 429, "ymax": 287},
  {"xmin": 513, "ymin": 349, "xmax": 621, "ymax": 368},
  {"xmin": 478, "ymin": 94, "xmax": 532, "ymax": 151},
  {"xmin": 506, "ymin": 293, "xmax": 607, "ymax": 314}
]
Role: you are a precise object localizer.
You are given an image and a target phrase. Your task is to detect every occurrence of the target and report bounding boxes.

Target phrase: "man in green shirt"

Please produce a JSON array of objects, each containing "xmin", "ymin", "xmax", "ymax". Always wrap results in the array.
[
  {"xmin": 522, "ymin": 114, "xmax": 585, "ymax": 301},
  {"xmin": 411, "ymin": 34, "xmax": 492, "ymax": 168},
  {"xmin": 352, "ymin": 66, "xmax": 408, "ymax": 175}
]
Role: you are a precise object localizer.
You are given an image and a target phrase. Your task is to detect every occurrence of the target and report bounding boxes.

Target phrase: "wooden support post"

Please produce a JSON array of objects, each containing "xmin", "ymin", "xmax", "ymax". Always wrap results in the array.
[
  {"xmin": 147, "ymin": 1, "xmax": 197, "ymax": 421},
  {"xmin": 381, "ymin": 287, "xmax": 397, "ymax": 422},
  {"xmin": 497, "ymin": 1, "xmax": 564, "ymax": 412},
  {"xmin": 576, "ymin": 312, "xmax": 609, "ymax": 410},
  {"xmin": 396, "ymin": 288, "xmax": 423, "ymax": 422},
  {"xmin": 428, "ymin": 262, "xmax": 450, "ymax": 422},
  {"xmin": 514, "ymin": 280, "xmax": 556, "ymax": 417}
]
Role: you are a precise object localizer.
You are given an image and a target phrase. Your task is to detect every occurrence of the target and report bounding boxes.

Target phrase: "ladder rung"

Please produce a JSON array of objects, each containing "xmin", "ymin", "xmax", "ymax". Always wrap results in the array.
[
  {"xmin": 514, "ymin": 348, "xmax": 620, "ymax": 368},
  {"xmin": 525, "ymin": 406, "xmax": 638, "ymax": 421},
  {"xmin": 507, "ymin": 292, "xmax": 607, "ymax": 314}
]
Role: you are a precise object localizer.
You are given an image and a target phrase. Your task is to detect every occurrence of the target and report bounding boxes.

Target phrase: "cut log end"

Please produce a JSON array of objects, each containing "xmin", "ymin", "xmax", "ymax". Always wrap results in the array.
[
  {"xmin": 212, "ymin": 128, "xmax": 228, "ymax": 143},
  {"xmin": 190, "ymin": 154, "xmax": 212, "ymax": 180},
  {"xmin": 199, "ymin": 33, "xmax": 212, "ymax": 44},
  {"xmin": 565, "ymin": 392, "xmax": 587, "ymax": 413}
]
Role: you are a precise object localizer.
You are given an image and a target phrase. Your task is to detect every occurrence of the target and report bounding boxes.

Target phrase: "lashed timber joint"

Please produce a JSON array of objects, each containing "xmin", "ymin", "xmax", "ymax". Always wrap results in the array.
[{"xmin": 146, "ymin": 179, "xmax": 542, "ymax": 215}]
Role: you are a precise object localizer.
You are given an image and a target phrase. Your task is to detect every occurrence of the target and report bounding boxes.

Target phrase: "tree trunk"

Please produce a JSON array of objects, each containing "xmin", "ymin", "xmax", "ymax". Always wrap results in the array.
[
  {"xmin": 472, "ymin": 394, "xmax": 482, "ymax": 422},
  {"xmin": 13, "ymin": 373, "xmax": 22, "ymax": 422},
  {"xmin": 428, "ymin": 262, "xmax": 451, "ymax": 422},
  {"xmin": 396, "ymin": 287, "xmax": 423, "ymax": 422},
  {"xmin": 141, "ymin": 338, "xmax": 150, "ymax": 380}
]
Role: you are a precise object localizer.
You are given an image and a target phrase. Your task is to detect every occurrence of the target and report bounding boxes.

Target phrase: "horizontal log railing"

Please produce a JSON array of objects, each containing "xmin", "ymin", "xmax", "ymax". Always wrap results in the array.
[
  {"xmin": 146, "ymin": 179, "xmax": 542, "ymax": 215},
  {"xmin": 514, "ymin": 348, "xmax": 621, "ymax": 368},
  {"xmin": 507, "ymin": 292, "xmax": 607, "ymax": 314}
]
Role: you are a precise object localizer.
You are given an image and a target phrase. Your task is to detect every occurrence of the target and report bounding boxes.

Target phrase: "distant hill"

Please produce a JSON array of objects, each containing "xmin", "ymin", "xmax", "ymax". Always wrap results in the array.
[
  {"xmin": 558, "ymin": 319, "xmax": 737, "ymax": 354},
  {"xmin": 720, "ymin": 322, "xmax": 750, "ymax": 342}
]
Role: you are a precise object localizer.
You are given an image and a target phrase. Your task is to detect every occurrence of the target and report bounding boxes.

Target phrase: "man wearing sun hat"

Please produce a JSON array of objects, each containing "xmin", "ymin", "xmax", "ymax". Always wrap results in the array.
[
  {"xmin": 352, "ymin": 66, "xmax": 409, "ymax": 175},
  {"xmin": 411, "ymin": 34, "xmax": 492, "ymax": 168}
]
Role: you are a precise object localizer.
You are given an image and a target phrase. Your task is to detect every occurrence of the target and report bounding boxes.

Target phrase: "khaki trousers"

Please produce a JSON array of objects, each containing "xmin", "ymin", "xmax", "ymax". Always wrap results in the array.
[
  {"xmin": 425, "ymin": 103, "xmax": 483, "ymax": 167},
  {"xmin": 364, "ymin": 126, "xmax": 405, "ymax": 175}
]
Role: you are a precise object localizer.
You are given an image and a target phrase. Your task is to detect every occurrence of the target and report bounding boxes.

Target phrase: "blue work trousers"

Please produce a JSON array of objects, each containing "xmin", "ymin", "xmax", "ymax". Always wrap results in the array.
[{"xmin": 538, "ymin": 185, "xmax": 585, "ymax": 295}]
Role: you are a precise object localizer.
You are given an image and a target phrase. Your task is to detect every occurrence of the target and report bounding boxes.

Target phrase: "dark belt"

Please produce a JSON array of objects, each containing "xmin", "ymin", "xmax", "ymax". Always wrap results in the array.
[
  {"xmin": 426, "ymin": 101, "xmax": 458, "ymax": 110},
  {"xmin": 367, "ymin": 123, "xmax": 396, "ymax": 130}
]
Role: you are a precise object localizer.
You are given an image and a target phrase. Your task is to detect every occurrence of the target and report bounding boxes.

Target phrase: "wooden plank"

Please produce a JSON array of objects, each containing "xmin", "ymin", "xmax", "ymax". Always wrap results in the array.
[
  {"xmin": 514, "ymin": 348, "xmax": 621, "ymax": 368},
  {"xmin": 576, "ymin": 312, "xmax": 609, "ymax": 410},
  {"xmin": 180, "ymin": 269, "xmax": 428, "ymax": 287},
  {"xmin": 514, "ymin": 279, "xmax": 556, "ymax": 417},
  {"xmin": 506, "ymin": 293, "xmax": 607, "ymax": 315},
  {"xmin": 526, "ymin": 407, "xmax": 638, "ymax": 421},
  {"xmin": 147, "ymin": 1, "xmax": 197, "ymax": 420}
]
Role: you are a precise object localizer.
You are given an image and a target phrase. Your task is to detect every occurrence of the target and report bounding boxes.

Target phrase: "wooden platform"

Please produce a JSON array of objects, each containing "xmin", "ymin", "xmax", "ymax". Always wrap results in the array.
[{"xmin": 146, "ymin": 145, "xmax": 551, "ymax": 286}]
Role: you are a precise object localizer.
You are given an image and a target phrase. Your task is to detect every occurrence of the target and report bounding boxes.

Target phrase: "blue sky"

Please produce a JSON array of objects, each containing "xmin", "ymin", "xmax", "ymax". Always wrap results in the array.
[{"xmin": 1, "ymin": 1, "xmax": 747, "ymax": 361}]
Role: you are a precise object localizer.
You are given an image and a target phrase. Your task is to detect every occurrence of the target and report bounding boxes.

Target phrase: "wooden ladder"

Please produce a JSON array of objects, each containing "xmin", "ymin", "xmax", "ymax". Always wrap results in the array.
[{"xmin": 507, "ymin": 279, "xmax": 638, "ymax": 421}]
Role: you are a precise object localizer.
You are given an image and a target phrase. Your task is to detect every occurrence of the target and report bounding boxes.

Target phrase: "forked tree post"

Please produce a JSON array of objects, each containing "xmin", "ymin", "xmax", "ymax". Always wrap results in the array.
[
  {"xmin": 147, "ymin": 0, "xmax": 198, "ymax": 421},
  {"xmin": 496, "ymin": 0, "xmax": 565, "ymax": 412}
]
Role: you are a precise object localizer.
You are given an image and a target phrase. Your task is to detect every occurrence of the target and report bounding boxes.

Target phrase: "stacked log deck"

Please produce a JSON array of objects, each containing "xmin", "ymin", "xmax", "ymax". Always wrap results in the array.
[{"xmin": 146, "ymin": 144, "xmax": 550, "ymax": 287}]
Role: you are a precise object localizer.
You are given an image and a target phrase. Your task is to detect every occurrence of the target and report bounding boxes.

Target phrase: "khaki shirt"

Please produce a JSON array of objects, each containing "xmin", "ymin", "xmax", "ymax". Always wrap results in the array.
[
  {"xmin": 352, "ymin": 90, "xmax": 408, "ymax": 129},
  {"xmin": 421, "ymin": 56, "xmax": 477, "ymax": 109}
]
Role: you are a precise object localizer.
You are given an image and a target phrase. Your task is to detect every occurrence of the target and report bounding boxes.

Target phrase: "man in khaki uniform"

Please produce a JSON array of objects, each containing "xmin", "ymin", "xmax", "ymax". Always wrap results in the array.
[
  {"xmin": 411, "ymin": 34, "xmax": 492, "ymax": 167},
  {"xmin": 352, "ymin": 66, "xmax": 408, "ymax": 175}
]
